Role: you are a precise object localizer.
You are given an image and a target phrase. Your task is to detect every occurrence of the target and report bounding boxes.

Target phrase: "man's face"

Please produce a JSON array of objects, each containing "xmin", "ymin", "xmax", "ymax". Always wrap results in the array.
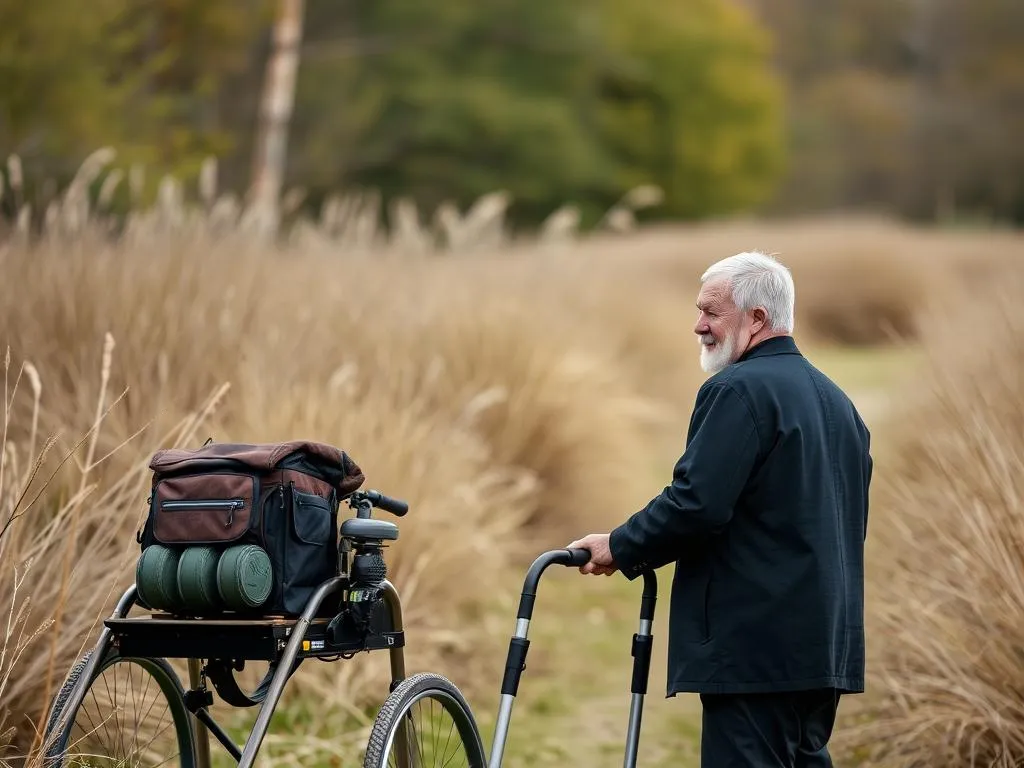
[{"xmin": 694, "ymin": 278, "xmax": 748, "ymax": 374}]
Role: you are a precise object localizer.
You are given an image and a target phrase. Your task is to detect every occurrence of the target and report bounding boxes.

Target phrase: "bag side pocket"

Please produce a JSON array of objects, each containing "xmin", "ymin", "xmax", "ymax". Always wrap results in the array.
[{"xmin": 283, "ymin": 486, "xmax": 335, "ymax": 614}]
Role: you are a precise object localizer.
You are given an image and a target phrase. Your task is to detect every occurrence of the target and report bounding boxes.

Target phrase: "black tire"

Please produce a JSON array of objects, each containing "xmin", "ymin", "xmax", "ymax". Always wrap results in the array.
[
  {"xmin": 42, "ymin": 647, "xmax": 197, "ymax": 768},
  {"xmin": 363, "ymin": 672, "xmax": 486, "ymax": 768}
]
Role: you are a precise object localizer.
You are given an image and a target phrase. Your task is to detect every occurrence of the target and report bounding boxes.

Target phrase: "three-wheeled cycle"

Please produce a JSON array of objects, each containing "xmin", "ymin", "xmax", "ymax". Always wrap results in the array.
[{"xmin": 41, "ymin": 487, "xmax": 657, "ymax": 767}]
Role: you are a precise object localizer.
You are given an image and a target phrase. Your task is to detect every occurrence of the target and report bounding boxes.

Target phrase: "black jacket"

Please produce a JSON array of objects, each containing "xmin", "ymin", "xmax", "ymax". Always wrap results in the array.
[{"xmin": 609, "ymin": 335, "xmax": 872, "ymax": 696}]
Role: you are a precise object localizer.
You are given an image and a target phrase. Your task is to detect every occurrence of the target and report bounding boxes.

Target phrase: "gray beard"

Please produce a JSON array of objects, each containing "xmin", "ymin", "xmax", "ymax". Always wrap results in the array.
[{"xmin": 700, "ymin": 332, "xmax": 736, "ymax": 374}]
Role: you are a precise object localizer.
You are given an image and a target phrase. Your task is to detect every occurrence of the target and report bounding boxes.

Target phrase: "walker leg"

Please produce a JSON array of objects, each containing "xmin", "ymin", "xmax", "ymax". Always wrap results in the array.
[
  {"xmin": 623, "ymin": 570, "xmax": 657, "ymax": 768},
  {"xmin": 488, "ymin": 618, "xmax": 531, "ymax": 768},
  {"xmin": 487, "ymin": 549, "xmax": 588, "ymax": 768}
]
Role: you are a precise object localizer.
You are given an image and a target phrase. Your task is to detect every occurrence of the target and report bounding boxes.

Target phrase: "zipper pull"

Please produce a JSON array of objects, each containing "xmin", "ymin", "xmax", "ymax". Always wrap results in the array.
[{"xmin": 226, "ymin": 501, "xmax": 236, "ymax": 528}]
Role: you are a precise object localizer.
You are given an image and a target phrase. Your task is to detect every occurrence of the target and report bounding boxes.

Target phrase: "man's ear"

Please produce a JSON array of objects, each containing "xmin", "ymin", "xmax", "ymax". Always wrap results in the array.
[{"xmin": 751, "ymin": 307, "xmax": 768, "ymax": 335}]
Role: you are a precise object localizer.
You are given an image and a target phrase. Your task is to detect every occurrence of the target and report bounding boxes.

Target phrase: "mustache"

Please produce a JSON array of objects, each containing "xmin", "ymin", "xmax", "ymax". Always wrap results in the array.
[{"xmin": 699, "ymin": 333, "xmax": 716, "ymax": 345}]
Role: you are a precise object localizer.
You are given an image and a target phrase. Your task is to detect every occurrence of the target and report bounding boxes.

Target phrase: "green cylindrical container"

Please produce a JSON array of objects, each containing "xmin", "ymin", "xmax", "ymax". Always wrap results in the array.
[
  {"xmin": 136, "ymin": 545, "xmax": 182, "ymax": 612},
  {"xmin": 217, "ymin": 545, "xmax": 274, "ymax": 611},
  {"xmin": 176, "ymin": 546, "xmax": 223, "ymax": 613}
]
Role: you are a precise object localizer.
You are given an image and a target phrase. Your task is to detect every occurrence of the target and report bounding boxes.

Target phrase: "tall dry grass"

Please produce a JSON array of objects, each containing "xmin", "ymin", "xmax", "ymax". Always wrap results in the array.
[
  {"xmin": 0, "ymin": 159, "xmax": 698, "ymax": 764},
  {"xmin": 834, "ymin": 268, "xmax": 1024, "ymax": 767},
  {"xmin": 0, "ymin": 344, "xmax": 233, "ymax": 760}
]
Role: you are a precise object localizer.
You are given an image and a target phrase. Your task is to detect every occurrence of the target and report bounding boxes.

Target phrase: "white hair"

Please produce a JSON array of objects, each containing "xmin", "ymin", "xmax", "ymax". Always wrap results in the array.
[{"xmin": 700, "ymin": 251, "xmax": 795, "ymax": 333}]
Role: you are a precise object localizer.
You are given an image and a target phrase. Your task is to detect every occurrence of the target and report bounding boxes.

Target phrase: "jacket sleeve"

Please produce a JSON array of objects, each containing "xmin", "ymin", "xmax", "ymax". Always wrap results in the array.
[{"xmin": 609, "ymin": 379, "xmax": 761, "ymax": 580}]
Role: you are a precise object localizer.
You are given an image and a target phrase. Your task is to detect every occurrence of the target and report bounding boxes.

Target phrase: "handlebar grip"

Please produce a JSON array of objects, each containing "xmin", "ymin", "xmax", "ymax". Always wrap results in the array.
[
  {"xmin": 564, "ymin": 548, "xmax": 591, "ymax": 567},
  {"xmin": 517, "ymin": 547, "xmax": 594, "ymax": 618},
  {"xmin": 367, "ymin": 490, "xmax": 409, "ymax": 517}
]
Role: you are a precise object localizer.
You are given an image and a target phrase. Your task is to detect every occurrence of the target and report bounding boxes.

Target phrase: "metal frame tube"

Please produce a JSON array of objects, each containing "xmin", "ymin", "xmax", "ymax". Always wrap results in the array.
[
  {"xmin": 379, "ymin": 579, "xmax": 416, "ymax": 768},
  {"xmin": 191, "ymin": 707, "xmax": 243, "ymax": 762},
  {"xmin": 381, "ymin": 579, "xmax": 406, "ymax": 686},
  {"xmin": 623, "ymin": 691, "xmax": 645, "ymax": 768},
  {"xmin": 188, "ymin": 659, "xmax": 212, "ymax": 768},
  {"xmin": 236, "ymin": 577, "xmax": 345, "ymax": 768}
]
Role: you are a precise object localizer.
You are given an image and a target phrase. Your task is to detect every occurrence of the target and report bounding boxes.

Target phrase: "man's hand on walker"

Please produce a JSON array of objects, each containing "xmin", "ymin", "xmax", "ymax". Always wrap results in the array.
[{"xmin": 566, "ymin": 533, "xmax": 617, "ymax": 575}]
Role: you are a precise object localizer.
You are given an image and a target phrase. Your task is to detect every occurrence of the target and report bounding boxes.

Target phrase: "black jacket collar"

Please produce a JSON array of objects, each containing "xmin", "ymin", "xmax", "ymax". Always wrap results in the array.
[{"xmin": 737, "ymin": 335, "xmax": 801, "ymax": 363}]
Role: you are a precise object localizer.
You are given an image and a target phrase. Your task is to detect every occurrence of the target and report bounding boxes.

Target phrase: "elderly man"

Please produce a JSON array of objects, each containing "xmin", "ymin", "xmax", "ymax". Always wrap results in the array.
[{"xmin": 568, "ymin": 251, "xmax": 872, "ymax": 767}]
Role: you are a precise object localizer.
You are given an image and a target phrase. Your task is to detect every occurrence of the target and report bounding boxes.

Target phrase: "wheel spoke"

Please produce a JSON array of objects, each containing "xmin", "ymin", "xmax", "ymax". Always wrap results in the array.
[
  {"xmin": 414, "ymin": 703, "xmax": 426, "ymax": 767},
  {"xmin": 101, "ymin": 663, "xmax": 120, "ymax": 761},
  {"xmin": 430, "ymin": 698, "xmax": 438, "ymax": 765},
  {"xmin": 86, "ymin": 681, "xmax": 118, "ymax": 759},
  {"xmin": 77, "ymin": 687, "xmax": 106, "ymax": 745},
  {"xmin": 439, "ymin": 717, "xmax": 456, "ymax": 767}
]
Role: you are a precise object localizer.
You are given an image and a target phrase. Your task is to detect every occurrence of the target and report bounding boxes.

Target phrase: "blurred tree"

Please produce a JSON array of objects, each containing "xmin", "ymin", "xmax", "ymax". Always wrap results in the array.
[
  {"xmin": 0, "ymin": 0, "xmax": 270, "ymax": 203},
  {"xmin": 0, "ymin": 0, "xmax": 783, "ymax": 226},
  {"xmin": 287, "ymin": 0, "xmax": 784, "ymax": 226},
  {"xmin": 594, "ymin": 0, "xmax": 784, "ymax": 219},
  {"xmin": 3, "ymin": 0, "xmax": 1020, "ymax": 226},
  {"xmin": 250, "ymin": 0, "xmax": 305, "ymax": 228},
  {"xmin": 747, "ymin": 0, "xmax": 1024, "ymax": 224},
  {"xmin": 0, "ymin": 0, "xmax": 135, "ymax": 172},
  {"xmin": 288, "ymin": 0, "xmax": 619, "ymax": 226},
  {"xmin": 123, "ymin": 0, "xmax": 272, "ymax": 177}
]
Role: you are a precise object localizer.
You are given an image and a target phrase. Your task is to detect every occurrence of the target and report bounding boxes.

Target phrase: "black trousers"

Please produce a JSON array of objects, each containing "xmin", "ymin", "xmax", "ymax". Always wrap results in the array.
[{"xmin": 699, "ymin": 688, "xmax": 840, "ymax": 767}]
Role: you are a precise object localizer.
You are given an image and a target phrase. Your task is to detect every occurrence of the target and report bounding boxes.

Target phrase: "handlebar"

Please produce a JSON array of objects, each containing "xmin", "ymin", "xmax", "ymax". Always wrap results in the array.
[
  {"xmin": 364, "ymin": 489, "xmax": 408, "ymax": 516},
  {"xmin": 349, "ymin": 489, "xmax": 409, "ymax": 518},
  {"xmin": 515, "ymin": 547, "xmax": 591, "ymax": 619}
]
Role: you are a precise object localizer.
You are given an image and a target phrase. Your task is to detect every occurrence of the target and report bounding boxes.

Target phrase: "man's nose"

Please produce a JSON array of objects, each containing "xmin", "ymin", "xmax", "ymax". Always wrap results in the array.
[{"xmin": 694, "ymin": 313, "xmax": 708, "ymax": 334}]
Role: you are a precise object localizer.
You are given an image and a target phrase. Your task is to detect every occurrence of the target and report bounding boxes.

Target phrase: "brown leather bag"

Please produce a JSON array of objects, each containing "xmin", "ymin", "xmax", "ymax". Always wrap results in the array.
[{"xmin": 137, "ymin": 440, "xmax": 365, "ymax": 616}]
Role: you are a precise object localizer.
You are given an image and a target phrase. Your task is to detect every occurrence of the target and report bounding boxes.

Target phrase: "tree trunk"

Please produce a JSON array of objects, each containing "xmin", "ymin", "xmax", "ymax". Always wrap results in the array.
[{"xmin": 249, "ymin": 0, "xmax": 305, "ymax": 231}]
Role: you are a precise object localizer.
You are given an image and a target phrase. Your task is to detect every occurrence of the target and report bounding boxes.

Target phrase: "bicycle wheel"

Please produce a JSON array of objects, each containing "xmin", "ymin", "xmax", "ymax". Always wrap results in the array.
[
  {"xmin": 42, "ymin": 647, "xmax": 197, "ymax": 768},
  {"xmin": 363, "ymin": 672, "xmax": 486, "ymax": 768}
]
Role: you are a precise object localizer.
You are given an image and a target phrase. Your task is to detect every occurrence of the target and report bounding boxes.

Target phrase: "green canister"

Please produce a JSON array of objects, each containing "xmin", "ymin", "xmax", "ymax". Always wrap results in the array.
[
  {"xmin": 136, "ymin": 545, "xmax": 183, "ymax": 612},
  {"xmin": 217, "ymin": 545, "xmax": 274, "ymax": 611},
  {"xmin": 176, "ymin": 546, "xmax": 223, "ymax": 612}
]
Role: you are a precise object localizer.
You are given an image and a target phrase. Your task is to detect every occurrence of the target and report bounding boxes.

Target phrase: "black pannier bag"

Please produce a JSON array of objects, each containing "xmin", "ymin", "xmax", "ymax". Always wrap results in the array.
[{"xmin": 136, "ymin": 440, "xmax": 365, "ymax": 617}]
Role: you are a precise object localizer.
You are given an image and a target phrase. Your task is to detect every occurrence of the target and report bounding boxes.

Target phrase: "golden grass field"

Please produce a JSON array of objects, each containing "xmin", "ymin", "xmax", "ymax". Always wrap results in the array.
[{"xmin": 2, "ymin": 157, "xmax": 1024, "ymax": 766}]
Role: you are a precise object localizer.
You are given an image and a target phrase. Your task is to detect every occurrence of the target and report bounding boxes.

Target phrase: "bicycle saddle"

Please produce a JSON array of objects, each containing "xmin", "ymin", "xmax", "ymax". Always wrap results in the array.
[{"xmin": 340, "ymin": 518, "xmax": 399, "ymax": 541}]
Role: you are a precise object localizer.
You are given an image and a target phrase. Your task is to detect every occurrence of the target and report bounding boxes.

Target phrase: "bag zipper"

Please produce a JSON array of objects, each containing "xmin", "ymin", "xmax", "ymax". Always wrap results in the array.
[{"xmin": 161, "ymin": 498, "xmax": 244, "ymax": 527}]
